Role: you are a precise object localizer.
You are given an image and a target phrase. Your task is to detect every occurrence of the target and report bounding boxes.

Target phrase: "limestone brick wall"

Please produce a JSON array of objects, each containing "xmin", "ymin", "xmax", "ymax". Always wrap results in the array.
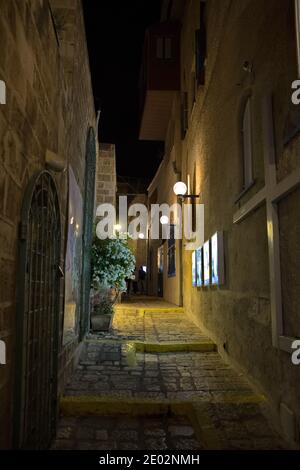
[
  {"xmin": 0, "ymin": 0, "xmax": 95, "ymax": 448},
  {"xmin": 148, "ymin": 0, "xmax": 300, "ymax": 441},
  {"xmin": 182, "ymin": 0, "xmax": 300, "ymax": 440},
  {"xmin": 95, "ymin": 143, "xmax": 116, "ymax": 209}
]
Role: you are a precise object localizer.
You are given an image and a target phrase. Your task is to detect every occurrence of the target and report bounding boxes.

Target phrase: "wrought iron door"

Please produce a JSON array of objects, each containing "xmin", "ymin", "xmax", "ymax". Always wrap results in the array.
[{"xmin": 15, "ymin": 171, "xmax": 61, "ymax": 449}]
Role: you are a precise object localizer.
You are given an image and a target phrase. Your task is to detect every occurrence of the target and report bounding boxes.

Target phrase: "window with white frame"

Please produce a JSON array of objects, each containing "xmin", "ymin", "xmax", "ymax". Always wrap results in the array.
[{"xmin": 241, "ymin": 97, "xmax": 253, "ymax": 189}]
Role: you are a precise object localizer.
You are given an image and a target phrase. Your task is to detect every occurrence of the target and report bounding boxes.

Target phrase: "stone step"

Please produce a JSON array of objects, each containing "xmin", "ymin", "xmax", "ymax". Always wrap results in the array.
[
  {"xmin": 59, "ymin": 394, "xmax": 272, "ymax": 450},
  {"xmin": 86, "ymin": 338, "xmax": 217, "ymax": 353}
]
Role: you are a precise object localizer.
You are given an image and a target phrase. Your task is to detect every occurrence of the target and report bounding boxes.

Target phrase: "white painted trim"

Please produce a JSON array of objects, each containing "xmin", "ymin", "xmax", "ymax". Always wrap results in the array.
[
  {"xmin": 263, "ymin": 95, "xmax": 283, "ymax": 347},
  {"xmin": 233, "ymin": 94, "xmax": 300, "ymax": 352},
  {"xmin": 0, "ymin": 80, "xmax": 6, "ymax": 105},
  {"xmin": 271, "ymin": 166, "xmax": 300, "ymax": 203},
  {"xmin": 233, "ymin": 187, "xmax": 266, "ymax": 224}
]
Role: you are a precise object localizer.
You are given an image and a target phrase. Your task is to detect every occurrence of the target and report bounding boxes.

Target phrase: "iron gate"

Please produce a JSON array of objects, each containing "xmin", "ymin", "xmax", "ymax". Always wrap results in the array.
[{"xmin": 15, "ymin": 171, "xmax": 61, "ymax": 449}]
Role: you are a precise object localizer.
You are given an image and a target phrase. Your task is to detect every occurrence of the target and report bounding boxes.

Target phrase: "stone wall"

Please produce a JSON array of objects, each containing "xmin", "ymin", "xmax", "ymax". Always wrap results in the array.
[
  {"xmin": 147, "ymin": 0, "xmax": 300, "ymax": 443},
  {"xmin": 0, "ymin": 0, "xmax": 96, "ymax": 448},
  {"xmin": 95, "ymin": 143, "xmax": 116, "ymax": 209},
  {"xmin": 147, "ymin": 153, "xmax": 182, "ymax": 306}
]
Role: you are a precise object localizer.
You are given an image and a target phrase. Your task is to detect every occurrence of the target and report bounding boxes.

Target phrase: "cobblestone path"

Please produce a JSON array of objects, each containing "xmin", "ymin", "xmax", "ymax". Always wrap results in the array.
[
  {"xmin": 53, "ymin": 298, "xmax": 287, "ymax": 450},
  {"xmin": 53, "ymin": 415, "xmax": 202, "ymax": 450}
]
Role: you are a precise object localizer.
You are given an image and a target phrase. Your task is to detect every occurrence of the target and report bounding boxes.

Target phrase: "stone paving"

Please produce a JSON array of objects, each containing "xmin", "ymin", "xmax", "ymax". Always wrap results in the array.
[
  {"xmin": 53, "ymin": 415, "xmax": 202, "ymax": 450},
  {"xmin": 65, "ymin": 344, "xmax": 251, "ymax": 399},
  {"xmin": 53, "ymin": 298, "xmax": 288, "ymax": 450},
  {"xmin": 92, "ymin": 298, "xmax": 209, "ymax": 342}
]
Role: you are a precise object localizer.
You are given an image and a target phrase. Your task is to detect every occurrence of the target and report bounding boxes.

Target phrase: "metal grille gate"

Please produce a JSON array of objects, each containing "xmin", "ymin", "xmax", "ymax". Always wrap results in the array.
[{"xmin": 15, "ymin": 171, "xmax": 61, "ymax": 449}]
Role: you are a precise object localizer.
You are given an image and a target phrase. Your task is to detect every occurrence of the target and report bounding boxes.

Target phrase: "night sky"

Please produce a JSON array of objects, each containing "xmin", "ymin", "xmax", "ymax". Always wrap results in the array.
[{"xmin": 83, "ymin": 0, "xmax": 164, "ymax": 182}]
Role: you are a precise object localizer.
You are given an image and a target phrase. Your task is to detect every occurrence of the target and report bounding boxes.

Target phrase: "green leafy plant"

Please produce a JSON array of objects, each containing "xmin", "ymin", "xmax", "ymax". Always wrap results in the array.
[{"xmin": 91, "ymin": 234, "xmax": 136, "ymax": 294}]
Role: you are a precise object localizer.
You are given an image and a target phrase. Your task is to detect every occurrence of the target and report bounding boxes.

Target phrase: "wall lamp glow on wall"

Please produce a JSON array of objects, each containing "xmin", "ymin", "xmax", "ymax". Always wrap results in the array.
[{"xmin": 173, "ymin": 181, "xmax": 199, "ymax": 201}]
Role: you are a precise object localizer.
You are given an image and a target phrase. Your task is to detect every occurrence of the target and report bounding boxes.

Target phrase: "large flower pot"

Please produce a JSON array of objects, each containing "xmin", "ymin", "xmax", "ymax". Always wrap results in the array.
[{"xmin": 90, "ymin": 313, "xmax": 111, "ymax": 332}]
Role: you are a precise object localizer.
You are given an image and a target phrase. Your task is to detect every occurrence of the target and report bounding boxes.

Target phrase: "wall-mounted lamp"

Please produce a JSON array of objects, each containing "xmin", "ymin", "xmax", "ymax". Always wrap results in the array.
[
  {"xmin": 138, "ymin": 233, "xmax": 145, "ymax": 239},
  {"xmin": 173, "ymin": 181, "xmax": 199, "ymax": 200},
  {"xmin": 113, "ymin": 224, "xmax": 122, "ymax": 232},
  {"xmin": 160, "ymin": 215, "xmax": 169, "ymax": 225}
]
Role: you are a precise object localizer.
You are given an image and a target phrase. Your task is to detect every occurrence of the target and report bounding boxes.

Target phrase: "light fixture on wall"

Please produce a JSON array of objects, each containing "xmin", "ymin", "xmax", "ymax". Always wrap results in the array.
[
  {"xmin": 138, "ymin": 233, "xmax": 145, "ymax": 239},
  {"xmin": 173, "ymin": 181, "xmax": 199, "ymax": 200},
  {"xmin": 113, "ymin": 224, "xmax": 122, "ymax": 236},
  {"xmin": 173, "ymin": 181, "xmax": 187, "ymax": 196},
  {"xmin": 160, "ymin": 215, "xmax": 169, "ymax": 225}
]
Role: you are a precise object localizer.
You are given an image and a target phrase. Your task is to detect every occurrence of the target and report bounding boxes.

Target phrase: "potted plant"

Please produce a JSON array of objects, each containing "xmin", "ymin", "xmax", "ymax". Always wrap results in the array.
[{"xmin": 90, "ymin": 234, "xmax": 135, "ymax": 331}]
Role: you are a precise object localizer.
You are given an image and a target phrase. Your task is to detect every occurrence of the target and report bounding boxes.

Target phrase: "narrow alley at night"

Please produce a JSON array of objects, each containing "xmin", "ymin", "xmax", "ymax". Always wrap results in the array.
[{"xmin": 0, "ymin": 0, "xmax": 300, "ymax": 465}]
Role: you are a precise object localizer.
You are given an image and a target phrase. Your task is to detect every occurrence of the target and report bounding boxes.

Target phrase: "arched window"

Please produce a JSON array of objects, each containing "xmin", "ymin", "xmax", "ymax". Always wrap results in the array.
[{"xmin": 241, "ymin": 97, "xmax": 253, "ymax": 189}]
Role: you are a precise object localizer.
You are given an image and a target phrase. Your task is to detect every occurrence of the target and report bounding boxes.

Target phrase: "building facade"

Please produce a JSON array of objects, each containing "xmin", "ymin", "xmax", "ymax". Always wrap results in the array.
[
  {"xmin": 117, "ymin": 177, "xmax": 148, "ymax": 280},
  {"xmin": 0, "ymin": 0, "xmax": 97, "ymax": 448},
  {"xmin": 140, "ymin": 0, "xmax": 300, "ymax": 443},
  {"xmin": 95, "ymin": 143, "xmax": 117, "ymax": 210}
]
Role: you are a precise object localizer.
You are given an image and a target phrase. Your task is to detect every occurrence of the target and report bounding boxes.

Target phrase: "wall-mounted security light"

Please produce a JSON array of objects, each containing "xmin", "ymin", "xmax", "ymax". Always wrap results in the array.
[{"xmin": 138, "ymin": 233, "xmax": 145, "ymax": 239}]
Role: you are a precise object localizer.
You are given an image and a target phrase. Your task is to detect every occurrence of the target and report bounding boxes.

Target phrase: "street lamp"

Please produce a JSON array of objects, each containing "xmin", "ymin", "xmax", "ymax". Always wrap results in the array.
[
  {"xmin": 160, "ymin": 215, "xmax": 169, "ymax": 225},
  {"xmin": 173, "ymin": 181, "xmax": 199, "ymax": 200},
  {"xmin": 173, "ymin": 181, "xmax": 187, "ymax": 197}
]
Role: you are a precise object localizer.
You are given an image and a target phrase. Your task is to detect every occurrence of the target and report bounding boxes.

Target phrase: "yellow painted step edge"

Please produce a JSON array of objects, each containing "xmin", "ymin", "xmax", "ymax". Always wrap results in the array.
[
  {"xmin": 85, "ymin": 338, "xmax": 217, "ymax": 353},
  {"xmin": 114, "ymin": 307, "xmax": 185, "ymax": 315},
  {"xmin": 60, "ymin": 394, "xmax": 266, "ymax": 417},
  {"xmin": 133, "ymin": 341, "xmax": 217, "ymax": 353}
]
